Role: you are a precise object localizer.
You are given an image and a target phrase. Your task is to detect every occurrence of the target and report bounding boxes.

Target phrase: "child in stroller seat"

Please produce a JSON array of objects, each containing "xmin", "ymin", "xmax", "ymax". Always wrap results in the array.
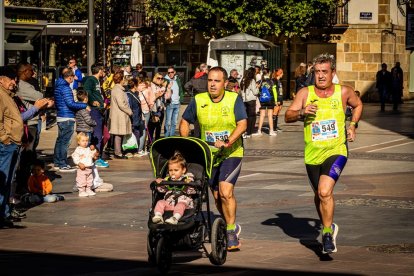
[{"xmin": 152, "ymin": 151, "xmax": 196, "ymax": 225}]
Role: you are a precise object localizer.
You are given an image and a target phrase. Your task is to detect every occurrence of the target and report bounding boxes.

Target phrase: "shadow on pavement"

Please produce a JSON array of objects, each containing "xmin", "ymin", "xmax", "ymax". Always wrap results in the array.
[
  {"xmin": 262, "ymin": 213, "xmax": 334, "ymax": 261},
  {"xmin": 1, "ymin": 249, "xmax": 361, "ymax": 275}
]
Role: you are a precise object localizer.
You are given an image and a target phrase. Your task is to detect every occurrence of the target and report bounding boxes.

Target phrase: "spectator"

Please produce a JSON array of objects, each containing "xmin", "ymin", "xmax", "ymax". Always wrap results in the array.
[
  {"xmin": 75, "ymin": 90, "xmax": 96, "ymax": 138},
  {"xmin": 83, "ymin": 64, "xmax": 109, "ymax": 167},
  {"xmin": 149, "ymin": 73, "xmax": 168, "ymax": 143},
  {"xmin": 0, "ymin": 66, "xmax": 24, "ymax": 228},
  {"xmin": 137, "ymin": 77, "xmax": 155, "ymax": 155},
  {"xmin": 164, "ymin": 66, "xmax": 184, "ymax": 137},
  {"xmin": 68, "ymin": 58, "xmax": 83, "ymax": 93},
  {"xmin": 391, "ymin": 62, "xmax": 403, "ymax": 111},
  {"xmin": 132, "ymin": 63, "xmax": 148, "ymax": 79},
  {"xmin": 16, "ymin": 62, "xmax": 45, "ymax": 154},
  {"xmin": 109, "ymin": 71, "xmax": 133, "ymax": 159},
  {"xmin": 226, "ymin": 69, "xmax": 240, "ymax": 93},
  {"xmin": 240, "ymin": 67, "xmax": 259, "ymax": 138},
  {"xmin": 53, "ymin": 67, "xmax": 88, "ymax": 172},
  {"xmin": 294, "ymin": 63, "xmax": 307, "ymax": 93},
  {"xmin": 184, "ymin": 63, "xmax": 208, "ymax": 96},
  {"xmin": 126, "ymin": 78, "xmax": 144, "ymax": 157},
  {"xmin": 27, "ymin": 159, "xmax": 65, "ymax": 204},
  {"xmin": 376, "ymin": 63, "xmax": 392, "ymax": 112},
  {"xmin": 272, "ymin": 68, "xmax": 284, "ymax": 132}
]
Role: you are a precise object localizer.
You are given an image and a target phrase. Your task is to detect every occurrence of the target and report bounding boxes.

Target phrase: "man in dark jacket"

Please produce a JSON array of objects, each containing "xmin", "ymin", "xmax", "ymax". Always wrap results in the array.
[
  {"xmin": 83, "ymin": 63, "xmax": 108, "ymax": 168},
  {"xmin": 53, "ymin": 68, "xmax": 88, "ymax": 172},
  {"xmin": 391, "ymin": 62, "xmax": 403, "ymax": 111},
  {"xmin": 184, "ymin": 63, "xmax": 208, "ymax": 96},
  {"xmin": 376, "ymin": 63, "xmax": 392, "ymax": 112}
]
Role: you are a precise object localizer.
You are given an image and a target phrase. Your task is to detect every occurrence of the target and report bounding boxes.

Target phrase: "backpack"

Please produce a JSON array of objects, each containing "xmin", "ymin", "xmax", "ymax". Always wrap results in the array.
[{"xmin": 259, "ymin": 80, "xmax": 272, "ymax": 103}]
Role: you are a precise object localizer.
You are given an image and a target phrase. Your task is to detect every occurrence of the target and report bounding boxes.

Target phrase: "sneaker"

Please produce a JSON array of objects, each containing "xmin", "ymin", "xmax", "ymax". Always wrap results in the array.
[
  {"xmin": 125, "ymin": 152, "xmax": 134, "ymax": 158},
  {"xmin": 59, "ymin": 165, "xmax": 76, "ymax": 172},
  {"xmin": 165, "ymin": 216, "xmax": 179, "ymax": 225},
  {"xmin": 138, "ymin": 150, "xmax": 148, "ymax": 157},
  {"xmin": 227, "ymin": 230, "xmax": 241, "ymax": 251},
  {"xmin": 252, "ymin": 131, "xmax": 262, "ymax": 136},
  {"xmin": 86, "ymin": 189, "xmax": 96, "ymax": 196},
  {"xmin": 322, "ymin": 223, "xmax": 339, "ymax": 254},
  {"xmin": 152, "ymin": 214, "xmax": 164, "ymax": 224},
  {"xmin": 11, "ymin": 209, "xmax": 26, "ymax": 219},
  {"xmin": 78, "ymin": 191, "xmax": 89, "ymax": 197},
  {"xmin": 56, "ymin": 195, "xmax": 65, "ymax": 201},
  {"xmin": 269, "ymin": 131, "xmax": 277, "ymax": 136},
  {"xmin": 114, "ymin": 154, "xmax": 128, "ymax": 159},
  {"xmin": 276, "ymin": 127, "xmax": 283, "ymax": 132},
  {"xmin": 235, "ymin": 224, "xmax": 242, "ymax": 239},
  {"xmin": 95, "ymin": 159, "xmax": 109, "ymax": 168}
]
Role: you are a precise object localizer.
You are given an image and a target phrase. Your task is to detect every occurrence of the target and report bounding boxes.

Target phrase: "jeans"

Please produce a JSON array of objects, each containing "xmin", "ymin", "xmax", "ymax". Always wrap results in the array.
[
  {"xmin": 139, "ymin": 112, "xmax": 150, "ymax": 152},
  {"xmin": 0, "ymin": 143, "xmax": 20, "ymax": 219},
  {"xmin": 53, "ymin": 120, "xmax": 75, "ymax": 168},
  {"xmin": 90, "ymin": 109, "xmax": 104, "ymax": 156},
  {"xmin": 164, "ymin": 103, "xmax": 180, "ymax": 137},
  {"xmin": 378, "ymin": 88, "xmax": 387, "ymax": 111}
]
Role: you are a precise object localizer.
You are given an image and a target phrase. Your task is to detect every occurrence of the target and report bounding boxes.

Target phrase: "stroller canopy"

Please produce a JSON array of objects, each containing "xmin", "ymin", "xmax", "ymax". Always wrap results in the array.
[{"xmin": 150, "ymin": 137, "xmax": 213, "ymax": 179}]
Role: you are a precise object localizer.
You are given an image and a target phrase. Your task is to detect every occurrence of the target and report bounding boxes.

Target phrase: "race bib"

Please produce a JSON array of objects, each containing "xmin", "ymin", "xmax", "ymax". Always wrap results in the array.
[
  {"xmin": 311, "ymin": 119, "xmax": 338, "ymax": 141},
  {"xmin": 205, "ymin": 130, "xmax": 230, "ymax": 144}
]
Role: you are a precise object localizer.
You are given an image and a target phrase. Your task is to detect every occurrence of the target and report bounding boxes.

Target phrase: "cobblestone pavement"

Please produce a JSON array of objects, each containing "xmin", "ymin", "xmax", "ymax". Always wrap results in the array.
[{"xmin": 0, "ymin": 102, "xmax": 413, "ymax": 275}]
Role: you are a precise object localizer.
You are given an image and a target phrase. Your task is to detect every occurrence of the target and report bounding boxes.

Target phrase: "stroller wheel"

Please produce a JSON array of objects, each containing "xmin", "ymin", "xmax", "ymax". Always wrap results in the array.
[
  {"xmin": 147, "ymin": 231, "xmax": 156, "ymax": 266},
  {"xmin": 156, "ymin": 236, "xmax": 172, "ymax": 274},
  {"xmin": 209, "ymin": 217, "xmax": 227, "ymax": 265}
]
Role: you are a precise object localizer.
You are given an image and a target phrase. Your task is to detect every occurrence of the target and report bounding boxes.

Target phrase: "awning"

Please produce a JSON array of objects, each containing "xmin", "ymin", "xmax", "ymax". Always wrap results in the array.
[
  {"xmin": 210, "ymin": 32, "xmax": 275, "ymax": 51},
  {"xmin": 5, "ymin": 42, "xmax": 34, "ymax": 51},
  {"xmin": 44, "ymin": 23, "xmax": 88, "ymax": 36}
]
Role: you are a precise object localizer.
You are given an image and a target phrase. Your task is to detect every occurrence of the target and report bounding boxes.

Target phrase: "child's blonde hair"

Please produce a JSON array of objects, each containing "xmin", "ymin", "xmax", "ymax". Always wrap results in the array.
[
  {"xmin": 168, "ymin": 151, "xmax": 187, "ymax": 170},
  {"xmin": 76, "ymin": 132, "xmax": 89, "ymax": 143}
]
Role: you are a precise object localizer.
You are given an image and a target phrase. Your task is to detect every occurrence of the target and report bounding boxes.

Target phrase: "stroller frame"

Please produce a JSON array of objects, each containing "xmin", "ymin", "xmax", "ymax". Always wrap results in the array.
[{"xmin": 147, "ymin": 137, "xmax": 227, "ymax": 273}]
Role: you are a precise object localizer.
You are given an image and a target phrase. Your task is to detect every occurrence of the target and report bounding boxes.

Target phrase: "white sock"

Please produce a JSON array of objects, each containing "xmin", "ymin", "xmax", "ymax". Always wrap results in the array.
[{"xmin": 173, "ymin": 213, "xmax": 182, "ymax": 220}]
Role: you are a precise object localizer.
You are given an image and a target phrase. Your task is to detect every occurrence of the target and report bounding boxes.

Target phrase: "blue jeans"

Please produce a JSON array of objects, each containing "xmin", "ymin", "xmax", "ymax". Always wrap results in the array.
[
  {"xmin": 0, "ymin": 143, "xmax": 20, "ymax": 219},
  {"xmin": 53, "ymin": 120, "xmax": 75, "ymax": 168},
  {"xmin": 139, "ymin": 112, "xmax": 150, "ymax": 151},
  {"xmin": 164, "ymin": 103, "xmax": 180, "ymax": 137}
]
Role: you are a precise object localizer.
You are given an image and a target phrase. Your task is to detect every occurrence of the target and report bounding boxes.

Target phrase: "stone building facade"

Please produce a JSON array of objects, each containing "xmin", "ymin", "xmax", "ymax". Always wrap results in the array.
[{"xmin": 289, "ymin": 0, "xmax": 412, "ymax": 101}]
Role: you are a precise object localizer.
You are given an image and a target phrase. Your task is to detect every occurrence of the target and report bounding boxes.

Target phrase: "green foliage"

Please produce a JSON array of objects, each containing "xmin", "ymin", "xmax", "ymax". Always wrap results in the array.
[{"xmin": 146, "ymin": 0, "xmax": 337, "ymax": 38}]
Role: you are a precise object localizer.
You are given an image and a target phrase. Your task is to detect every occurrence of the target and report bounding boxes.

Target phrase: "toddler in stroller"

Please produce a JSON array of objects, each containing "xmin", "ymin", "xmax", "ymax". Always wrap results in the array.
[{"xmin": 152, "ymin": 151, "xmax": 196, "ymax": 225}]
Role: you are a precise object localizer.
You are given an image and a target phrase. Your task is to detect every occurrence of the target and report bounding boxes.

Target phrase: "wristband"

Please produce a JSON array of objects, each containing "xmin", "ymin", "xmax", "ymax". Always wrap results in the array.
[{"xmin": 350, "ymin": 121, "xmax": 357, "ymax": 126}]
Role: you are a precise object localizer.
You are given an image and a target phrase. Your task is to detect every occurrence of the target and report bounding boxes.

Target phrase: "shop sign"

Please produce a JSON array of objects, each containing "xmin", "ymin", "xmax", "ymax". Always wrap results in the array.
[
  {"xmin": 10, "ymin": 14, "xmax": 38, "ymax": 24},
  {"xmin": 360, "ymin": 12, "xmax": 372, "ymax": 20}
]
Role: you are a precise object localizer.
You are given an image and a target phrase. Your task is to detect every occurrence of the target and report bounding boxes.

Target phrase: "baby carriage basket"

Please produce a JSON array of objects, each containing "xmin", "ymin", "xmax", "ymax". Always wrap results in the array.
[{"xmin": 147, "ymin": 137, "xmax": 227, "ymax": 273}]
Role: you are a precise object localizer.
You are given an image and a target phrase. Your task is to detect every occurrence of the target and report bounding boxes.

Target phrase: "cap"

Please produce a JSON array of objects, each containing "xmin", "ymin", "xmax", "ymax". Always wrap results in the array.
[{"xmin": 0, "ymin": 66, "xmax": 17, "ymax": 80}]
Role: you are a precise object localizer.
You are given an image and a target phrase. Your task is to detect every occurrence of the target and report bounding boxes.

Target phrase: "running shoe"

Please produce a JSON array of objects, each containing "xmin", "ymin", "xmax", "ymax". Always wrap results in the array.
[
  {"xmin": 59, "ymin": 165, "xmax": 76, "ymax": 172},
  {"xmin": 269, "ymin": 131, "xmax": 277, "ymax": 136},
  {"xmin": 322, "ymin": 223, "xmax": 339, "ymax": 254},
  {"xmin": 227, "ymin": 230, "xmax": 241, "ymax": 251},
  {"xmin": 252, "ymin": 131, "xmax": 262, "ymax": 136},
  {"xmin": 235, "ymin": 224, "xmax": 242, "ymax": 239},
  {"xmin": 95, "ymin": 159, "xmax": 109, "ymax": 168}
]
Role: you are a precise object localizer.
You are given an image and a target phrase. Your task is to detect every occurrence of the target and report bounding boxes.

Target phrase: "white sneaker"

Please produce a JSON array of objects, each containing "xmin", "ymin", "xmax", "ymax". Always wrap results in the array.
[
  {"xmin": 269, "ymin": 131, "xmax": 277, "ymax": 136},
  {"xmin": 152, "ymin": 214, "xmax": 164, "ymax": 224},
  {"xmin": 86, "ymin": 189, "xmax": 96, "ymax": 196},
  {"xmin": 125, "ymin": 152, "xmax": 134, "ymax": 158},
  {"xmin": 138, "ymin": 150, "xmax": 148, "ymax": 157},
  {"xmin": 252, "ymin": 131, "xmax": 262, "ymax": 136},
  {"xmin": 165, "ymin": 216, "xmax": 179, "ymax": 225},
  {"xmin": 78, "ymin": 191, "xmax": 89, "ymax": 197}
]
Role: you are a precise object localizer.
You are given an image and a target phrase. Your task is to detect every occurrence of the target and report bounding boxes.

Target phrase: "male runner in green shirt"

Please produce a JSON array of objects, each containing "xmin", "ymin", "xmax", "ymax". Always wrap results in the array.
[{"xmin": 285, "ymin": 53, "xmax": 363, "ymax": 254}]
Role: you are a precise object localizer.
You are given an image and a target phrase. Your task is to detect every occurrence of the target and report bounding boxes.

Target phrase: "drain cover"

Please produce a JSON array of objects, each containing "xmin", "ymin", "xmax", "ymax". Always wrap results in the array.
[{"xmin": 367, "ymin": 243, "xmax": 414, "ymax": 253}]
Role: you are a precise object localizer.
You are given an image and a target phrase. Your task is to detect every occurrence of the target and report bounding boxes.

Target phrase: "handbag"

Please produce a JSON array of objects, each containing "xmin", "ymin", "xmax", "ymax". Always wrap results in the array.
[{"xmin": 122, "ymin": 134, "xmax": 138, "ymax": 150}]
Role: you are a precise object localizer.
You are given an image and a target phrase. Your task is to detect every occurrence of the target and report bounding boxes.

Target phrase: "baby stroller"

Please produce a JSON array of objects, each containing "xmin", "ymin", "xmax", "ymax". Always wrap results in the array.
[{"xmin": 147, "ymin": 137, "xmax": 227, "ymax": 273}]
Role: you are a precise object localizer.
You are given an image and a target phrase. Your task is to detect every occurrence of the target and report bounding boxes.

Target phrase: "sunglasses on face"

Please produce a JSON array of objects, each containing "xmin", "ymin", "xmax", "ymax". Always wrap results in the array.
[
  {"xmin": 168, "ymin": 71, "xmax": 175, "ymax": 74},
  {"xmin": 157, "ymin": 77, "xmax": 163, "ymax": 80}
]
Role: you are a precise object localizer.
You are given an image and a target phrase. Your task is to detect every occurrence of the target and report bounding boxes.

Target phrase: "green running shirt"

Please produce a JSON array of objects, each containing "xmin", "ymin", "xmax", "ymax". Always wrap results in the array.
[{"xmin": 304, "ymin": 85, "xmax": 348, "ymax": 165}]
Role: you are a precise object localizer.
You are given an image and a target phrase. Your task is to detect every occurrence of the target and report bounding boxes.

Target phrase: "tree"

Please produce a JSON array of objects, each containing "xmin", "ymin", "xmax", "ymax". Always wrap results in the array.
[{"xmin": 146, "ymin": 0, "xmax": 338, "ymax": 39}]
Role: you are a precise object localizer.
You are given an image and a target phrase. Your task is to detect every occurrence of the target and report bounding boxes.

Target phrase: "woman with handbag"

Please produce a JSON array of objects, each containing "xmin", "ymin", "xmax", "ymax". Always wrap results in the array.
[
  {"xmin": 108, "ymin": 71, "xmax": 133, "ymax": 159},
  {"xmin": 137, "ymin": 77, "xmax": 155, "ymax": 156},
  {"xmin": 148, "ymin": 73, "xmax": 169, "ymax": 145},
  {"xmin": 125, "ymin": 78, "xmax": 144, "ymax": 157}
]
